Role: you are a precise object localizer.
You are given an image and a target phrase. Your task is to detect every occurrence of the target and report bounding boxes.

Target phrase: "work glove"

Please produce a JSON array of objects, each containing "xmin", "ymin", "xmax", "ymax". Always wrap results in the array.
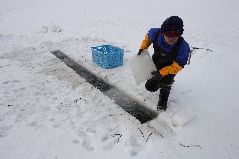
[
  {"xmin": 145, "ymin": 71, "xmax": 162, "ymax": 92},
  {"xmin": 137, "ymin": 49, "xmax": 144, "ymax": 55}
]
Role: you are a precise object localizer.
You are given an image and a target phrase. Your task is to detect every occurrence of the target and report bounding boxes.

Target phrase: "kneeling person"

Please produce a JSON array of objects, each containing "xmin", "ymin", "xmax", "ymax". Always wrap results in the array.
[{"xmin": 137, "ymin": 16, "xmax": 190, "ymax": 111}]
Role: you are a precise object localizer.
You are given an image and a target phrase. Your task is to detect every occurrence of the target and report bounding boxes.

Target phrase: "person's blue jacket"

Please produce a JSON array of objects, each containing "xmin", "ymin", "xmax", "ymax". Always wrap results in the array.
[{"xmin": 139, "ymin": 28, "xmax": 190, "ymax": 76}]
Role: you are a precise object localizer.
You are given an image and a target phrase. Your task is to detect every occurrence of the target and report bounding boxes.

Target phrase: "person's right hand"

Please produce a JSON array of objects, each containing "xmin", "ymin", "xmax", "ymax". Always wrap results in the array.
[{"xmin": 137, "ymin": 49, "xmax": 144, "ymax": 55}]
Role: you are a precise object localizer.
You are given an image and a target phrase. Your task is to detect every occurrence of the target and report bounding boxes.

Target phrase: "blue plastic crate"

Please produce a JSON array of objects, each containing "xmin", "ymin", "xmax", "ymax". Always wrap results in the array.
[{"xmin": 91, "ymin": 45, "xmax": 124, "ymax": 69}]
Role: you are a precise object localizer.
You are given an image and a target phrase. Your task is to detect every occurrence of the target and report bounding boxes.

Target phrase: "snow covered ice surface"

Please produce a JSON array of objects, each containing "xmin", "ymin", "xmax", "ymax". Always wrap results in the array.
[{"xmin": 1, "ymin": 0, "xmax": 239, "ymax": 159}]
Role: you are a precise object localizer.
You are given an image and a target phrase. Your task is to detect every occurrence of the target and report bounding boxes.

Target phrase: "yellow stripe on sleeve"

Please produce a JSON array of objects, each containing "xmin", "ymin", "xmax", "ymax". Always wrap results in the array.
[
  {"xmin": 140, "ymin": 34, "xmax": 151, "ymax": 50},
  {"xmin": 160, "ymin": 61, "xmax": 183, "ymax": 76}
]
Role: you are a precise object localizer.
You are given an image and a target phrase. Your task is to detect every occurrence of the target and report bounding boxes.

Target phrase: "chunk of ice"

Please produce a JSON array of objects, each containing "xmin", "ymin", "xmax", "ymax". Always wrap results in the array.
[
  {"xmin": 129, "ymin": 50, "xmax": 157, "ymax": 85},
  {"xmin": 172, "ymin": 110, "xmax": 197, "ymax": 127}
]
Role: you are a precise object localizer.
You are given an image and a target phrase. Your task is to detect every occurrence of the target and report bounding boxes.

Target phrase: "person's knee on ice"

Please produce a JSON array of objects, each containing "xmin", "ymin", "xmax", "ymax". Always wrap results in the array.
[
  {"xmin": 145, "ymin": 70, "xmax": 162, "ymax": 92},
  {"xmin": 138, "ymin": 16, "xmax": 190, "ymax": 111},
  {"xmin": 145, "ymin": 76, "xmax": 160, "ymax": 92}
]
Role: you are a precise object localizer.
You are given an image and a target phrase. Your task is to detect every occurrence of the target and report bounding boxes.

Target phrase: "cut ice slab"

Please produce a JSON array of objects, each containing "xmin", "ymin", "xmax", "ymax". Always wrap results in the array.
[
  {"xmin": 129, "ymin": 50, "xmax": 157, "ymax": 85},
  {"xmin": 172, "ymin": 109, "xmax": 197, "ymax": 127}
]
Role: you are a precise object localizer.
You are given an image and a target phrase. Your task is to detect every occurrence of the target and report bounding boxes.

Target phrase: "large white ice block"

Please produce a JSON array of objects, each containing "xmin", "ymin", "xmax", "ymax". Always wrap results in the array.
[{"xmin": 129, "ymin": 50, "xmax": 157, "ymax": 85}]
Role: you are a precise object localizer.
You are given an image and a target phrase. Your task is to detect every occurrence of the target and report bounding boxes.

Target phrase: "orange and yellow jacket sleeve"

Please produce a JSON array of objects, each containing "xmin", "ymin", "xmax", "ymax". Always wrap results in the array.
[
  {"xmin": 160, "ymin": 61, "xmax": 183, "ymax": 77},
  {"xmin": 140, "ymin": 34, "xmax": 151, "ymax": 50}
]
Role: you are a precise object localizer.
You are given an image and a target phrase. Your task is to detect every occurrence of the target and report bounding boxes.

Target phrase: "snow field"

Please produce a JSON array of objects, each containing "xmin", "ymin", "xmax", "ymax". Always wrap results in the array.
[{"xmin": 1, "ymin": 0, "xmax": 239, "ymax": 158}]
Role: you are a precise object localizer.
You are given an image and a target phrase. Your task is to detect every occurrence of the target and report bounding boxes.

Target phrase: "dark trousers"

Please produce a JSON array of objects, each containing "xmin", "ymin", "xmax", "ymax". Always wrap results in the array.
[
  {"xmin": 145, "ymin": 56, "xmax": 175, "ymax": 103},
  {"xmin": 145, "ymin": 51, "xmax": 175, "ymax": 92}
]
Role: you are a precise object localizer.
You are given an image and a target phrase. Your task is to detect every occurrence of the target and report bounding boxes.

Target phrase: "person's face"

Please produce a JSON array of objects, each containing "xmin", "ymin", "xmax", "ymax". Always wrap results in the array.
[{"xmin": 163, "ymin": 35, "xmax": 178, "ymax": 45}]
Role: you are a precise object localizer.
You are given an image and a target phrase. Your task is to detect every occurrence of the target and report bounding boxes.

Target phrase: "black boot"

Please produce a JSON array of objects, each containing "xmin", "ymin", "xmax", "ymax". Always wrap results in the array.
[{"xmin": 157, "ymin": 85, "xmax": 171, "ymax": 111}]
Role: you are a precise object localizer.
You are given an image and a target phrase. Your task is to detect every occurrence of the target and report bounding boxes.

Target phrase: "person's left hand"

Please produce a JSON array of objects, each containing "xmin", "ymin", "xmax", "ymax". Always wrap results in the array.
[{"xmin": 137, "ymin": 49, "xmax": 144, "ymax": 55}]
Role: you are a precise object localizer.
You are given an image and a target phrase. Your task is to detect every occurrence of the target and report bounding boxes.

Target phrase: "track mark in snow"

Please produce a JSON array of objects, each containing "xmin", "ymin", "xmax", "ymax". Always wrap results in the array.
[
  {"xmin": 72, "ymin": 139, "xmax": 80, "ymax": 145},
  {"xmin": 179, "ymin": 143, "xmax": 202, "ymax": 149},
  {"xmin": 51, "ymin": 50, "xmax": 158, "ymax": 123},
  {"xmin": 2, "ymin": 80, "xmax": 20, "ymax": 85}
]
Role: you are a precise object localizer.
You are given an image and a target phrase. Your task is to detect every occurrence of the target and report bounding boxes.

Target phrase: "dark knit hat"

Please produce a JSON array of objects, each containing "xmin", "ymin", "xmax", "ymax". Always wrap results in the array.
[{"xmin": 161, "ymin": 16, "xmax": 184, "ymax": 37}]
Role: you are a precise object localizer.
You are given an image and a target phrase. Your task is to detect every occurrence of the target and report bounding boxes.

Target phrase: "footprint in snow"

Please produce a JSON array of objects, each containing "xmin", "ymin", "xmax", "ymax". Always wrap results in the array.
[
  {"xmin": 102, "ymin": 133, "xmax": 122, "ymax": 151},
  {"xmin": 82, "ymin": 138, "xmax": 94, "ymax": 151},
  {"xmin": 129, "ymin": 149, "xmax": 138, "ymax": 156},
  {"xmin": 0, "ymin": 126, "xmax": 11, "ymax": 138},
  {"xmin": 77, "ymin": 127, "xmax": 86, "ymax": 137},
  {"xmin": 29, "ymin": 121, "xmax": 39, "ymax": 127},
  {"xmin": 124, "ymin": 136, "xmax": 142, "ymax": 157},
  {"xmin": 103, "ymin": 141, "xmax": 114, "ymax": 151},
  {"xmin": 72, "ymin": 139, "xmax": 80, "ymax": 145},
  {"xmin": 0, "ymin": 115, "xmax": 4, "ymax": 121}
]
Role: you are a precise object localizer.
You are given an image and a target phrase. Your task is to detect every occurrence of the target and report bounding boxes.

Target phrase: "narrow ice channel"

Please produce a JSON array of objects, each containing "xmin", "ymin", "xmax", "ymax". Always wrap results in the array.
[{"xmin": 51, "ymin": 50, "xmax": 158, "ymax": 123}]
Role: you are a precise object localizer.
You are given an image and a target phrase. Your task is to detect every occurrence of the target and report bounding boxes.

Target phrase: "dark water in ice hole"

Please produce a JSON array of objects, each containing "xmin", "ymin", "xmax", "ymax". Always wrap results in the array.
[{"xmin": 51, "ymin": 50, "xmax": 158, "ymax": 123}]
